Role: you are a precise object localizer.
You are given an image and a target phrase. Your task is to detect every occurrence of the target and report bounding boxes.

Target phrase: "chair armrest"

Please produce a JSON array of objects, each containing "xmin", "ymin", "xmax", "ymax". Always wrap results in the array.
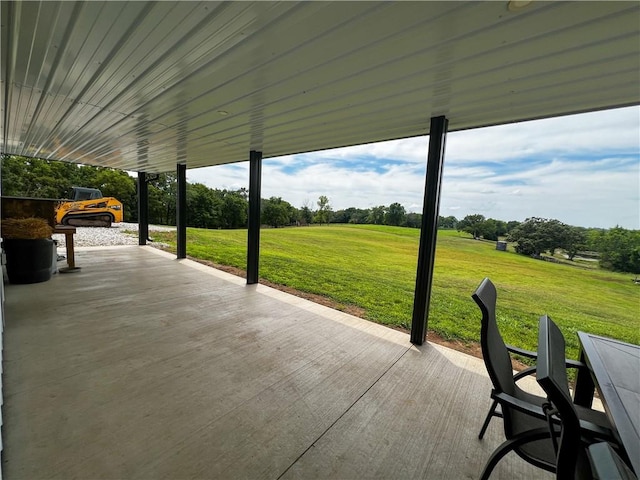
[
  {"xmin": 506, "ymin": 344, "xmax": 538, "ymax": 359},
  {"xmin": 492, "ymin": 392, "xmax": 547, "ymax": 420},
  {"xmin": 579, "ymin": 419, "xmax": 615, "ymax": 441},
  {"xmin": 565, "ymin": 359, "xmax": 585, "ymax": 369},
  {"xmin": 506, "ymin": 344, "xmax": 585, "ymax": 369},
  {"xmin": 513, "ymin": 366, "xmax": 537, "ymax": 382}
]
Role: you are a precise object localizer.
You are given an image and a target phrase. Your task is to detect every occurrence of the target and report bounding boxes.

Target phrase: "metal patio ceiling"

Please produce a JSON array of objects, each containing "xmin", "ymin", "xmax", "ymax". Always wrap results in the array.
[{"xmin": 1, "ymin": 1, "xmax": 639, "ymax": 173}]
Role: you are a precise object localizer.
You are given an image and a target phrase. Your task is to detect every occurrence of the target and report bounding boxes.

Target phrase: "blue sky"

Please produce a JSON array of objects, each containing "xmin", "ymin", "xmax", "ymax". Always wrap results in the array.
[{"xmin": 187, "ymin": 106, "xmax": 640, "ymax": 229}]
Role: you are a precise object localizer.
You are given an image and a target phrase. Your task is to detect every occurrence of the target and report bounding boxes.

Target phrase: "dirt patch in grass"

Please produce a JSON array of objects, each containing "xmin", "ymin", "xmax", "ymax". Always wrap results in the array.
[{"xmin": 262, "ymin": 281, "xmax": 368, "ymax": 318}]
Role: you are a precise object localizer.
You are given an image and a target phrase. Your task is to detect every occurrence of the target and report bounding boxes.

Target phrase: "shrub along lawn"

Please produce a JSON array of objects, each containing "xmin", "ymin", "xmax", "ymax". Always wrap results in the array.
[{"xmin": 151, "ymin": 224, "xmax": 639, "ymax": 360}]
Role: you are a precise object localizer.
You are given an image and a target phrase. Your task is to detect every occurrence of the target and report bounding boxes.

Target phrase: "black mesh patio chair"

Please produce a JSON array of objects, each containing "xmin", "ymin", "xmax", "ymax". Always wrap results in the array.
[
  {"xmin": 472, "ymin": 279, "xmax": 614, "ymax": 480},
  {"xmin": 588, "ymin": 443, "xmax": 637, "ymax": 480},
  {"xmin": 472, "ymin": 277, "xmax": 582, "ymax": 439},
  {"xmin": 537, "ymin": 315, "xmax": 619, "ymax": 480}
]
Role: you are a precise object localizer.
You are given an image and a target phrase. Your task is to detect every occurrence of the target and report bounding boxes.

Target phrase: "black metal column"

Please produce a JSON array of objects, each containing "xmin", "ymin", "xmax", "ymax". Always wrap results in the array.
[
  {"xmin": 176, "ymin": 163, "xmax": 187, "ymax": 259},
  {"xmin": 410, "ymin": 115, "xmax": 449, "ymax": 345},
  {"xmin": 247, "ymin": 150, "xmax": 263, "ymax": 284},
  {"xmin": 137, "ymin": 172, "xmax": 149, "ymax": 246}
]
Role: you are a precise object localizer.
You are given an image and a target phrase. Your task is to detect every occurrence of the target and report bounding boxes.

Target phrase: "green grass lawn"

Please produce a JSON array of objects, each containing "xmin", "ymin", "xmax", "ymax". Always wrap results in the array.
[{"xmin": 150, "ymin": 224, "xmax": 639, "ymax": 360}]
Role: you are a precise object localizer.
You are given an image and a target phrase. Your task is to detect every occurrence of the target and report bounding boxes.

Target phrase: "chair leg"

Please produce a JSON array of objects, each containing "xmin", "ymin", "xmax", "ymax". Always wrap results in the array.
[
  {"xmin": 479, "ymin": 427, "xmax": 553, "ymax": 480},
  {"xmin": 479, "ymin": 400, "xmax": 498, "ymax": 439},
  {"xmin": 480, "ymin": 442, "xmax": 511, "ymax": 480}
]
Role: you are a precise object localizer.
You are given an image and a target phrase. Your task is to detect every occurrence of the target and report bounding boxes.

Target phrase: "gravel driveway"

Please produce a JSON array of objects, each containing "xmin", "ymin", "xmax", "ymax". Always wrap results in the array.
[{"xmin": 53, "ymin": 222, "xmax": 175, "ymax": 248}]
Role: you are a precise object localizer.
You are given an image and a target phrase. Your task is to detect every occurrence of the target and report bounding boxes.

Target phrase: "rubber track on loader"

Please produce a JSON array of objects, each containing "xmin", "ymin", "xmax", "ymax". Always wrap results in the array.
[{"xmin": 62, "ymin": 214, "xmax": 113, "ymax": 228}]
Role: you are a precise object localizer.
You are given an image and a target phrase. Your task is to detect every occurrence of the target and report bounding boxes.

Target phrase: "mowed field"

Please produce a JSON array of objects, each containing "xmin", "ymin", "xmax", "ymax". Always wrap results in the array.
[{"xmin": 151, "ymin": 224, "xmax": 639, "ymax": 360}]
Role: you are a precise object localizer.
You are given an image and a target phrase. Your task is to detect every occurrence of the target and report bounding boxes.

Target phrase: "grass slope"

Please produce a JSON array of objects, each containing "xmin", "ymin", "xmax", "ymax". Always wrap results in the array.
[{"xmin": 152, "ymin": 224, "xmax": 639, "ymax": 359}]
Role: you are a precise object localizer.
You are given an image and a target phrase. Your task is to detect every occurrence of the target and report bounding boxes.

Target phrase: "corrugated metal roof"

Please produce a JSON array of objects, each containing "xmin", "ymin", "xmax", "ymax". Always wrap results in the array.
[{"xmin": 1, "ymin": 1, "xmax": 639, "ymax": 173}]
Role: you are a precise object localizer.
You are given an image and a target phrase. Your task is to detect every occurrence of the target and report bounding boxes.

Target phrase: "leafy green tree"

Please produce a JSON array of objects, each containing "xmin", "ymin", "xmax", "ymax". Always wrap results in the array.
[
  {"xmin": 540, "ymin": 219, "xmax": 568, "ymax": 255},
  {"xmin": 479, "ymin": 218, "xmax": 499, "ymax": 241},
  {"xmin": 262, "ymin": 197, "xmax": 295, "ymax": 228},
  {"xmin": 563, "ymin": 226, "xmax": 587, "ymax": 261},
  {"xmin": 331, "ymin": 209, "xmax": 350, "ymax": 224},
  {"xmin": 385, "ymin": 202, "xmax": 406, "ymax": 226},
  {"xmin": 148, "ymin": 186, "xmax": 166, "ymax": 224},
  {"xmin": 586, "ymin": 228, "xmax": 605, "ymax": 252},
  {"xmin": 478, "ymin": 218, "xmax": 508, "ymax": 241},
  {"xmin": 314, "ymin": 195, "xmax": 332, "ymax": 225},
  {"xmin": 495, "ymin": 220, "xmax": 508, "ymax": 237},
  {"xmin": 457, "ymin": 214, "xmax": 486, "ymax": 238},
  {"xmin": 331, "ymin": 207, "xmax": 370, "ymax": 224},
  {"xmin": 0, "ymin": 155, "xmax": 30, "ymax": 195},
  {"xmin": 94, "ymin": 168, "xmax": 137, "ymax": 222},
  {"xmin": 438, "ymin": 215, "xmax": 458, "ymax": 229},
  {"xmin": 597, "ymin": 227, "xmax": 640, "ymax": 273},
  {"xmin": 218, "ymin": 189, "xmax": 248, "ymax": 228},
  {"xmin": 367, "ymin": 205, "xmax": 385, "ymax": 225},
  {"xmin": 405, "ymin": 212, "xmax": 422, "ymax": 228},
  {"xmin": 507, "ymin": 217, "xmax": 571, "ymax": 256},
  {"xmin": 186, "ymin": 183, "xmax": 220, "ymax": 228},
  {"xmin": 144, "ymin": 173, "xmax": 177, "ymax": 225},
  {"xmin": 236, "ymin": 187, "xmax": 248, "ymax": 201},
  {"xmin": 299, "ymin": 202, "xmax": 313, "ymax": 225},
  {"xmin": 1, "ymin": 155, "xmax": 77, "ymax": 198},
  {"xmin": 1, "ymin": 155, "xmax": 139, "ymax": 221},
  {"xmin": 506, "ymin": 220, "xmax": 521, "ymax": 233},
  {"xmin": 348, "ymin": 208, "xmax": 370, "ymax": 224},
  {"xmin": 508, "ymin": 217, "xmax": 545, "ymax": 255}
]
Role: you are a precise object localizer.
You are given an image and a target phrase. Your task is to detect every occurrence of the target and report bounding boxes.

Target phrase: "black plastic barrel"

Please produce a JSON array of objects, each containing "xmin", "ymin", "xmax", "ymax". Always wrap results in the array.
[{"xmin": 3, "ymin": 238, "xmax": 54, "ymax": 284}]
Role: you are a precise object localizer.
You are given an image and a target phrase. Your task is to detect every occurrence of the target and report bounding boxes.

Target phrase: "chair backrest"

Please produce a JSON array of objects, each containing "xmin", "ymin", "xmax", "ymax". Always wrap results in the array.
[
  {"xmin": 473, "ymin": 279, "xmax": 558, "ymax": 470},
  {"xmin": 472, "ymin": 278, "xmax": 516, "ymax": 397},
  {"xmin": 537, "ymin": 315, "xmax": 583, "ymax": 479}
]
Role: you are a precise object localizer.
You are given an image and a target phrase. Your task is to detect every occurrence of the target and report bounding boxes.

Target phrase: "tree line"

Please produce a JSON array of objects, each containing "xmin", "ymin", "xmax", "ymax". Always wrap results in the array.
[
  {"xmin": 0, "ymin": 156, "xmax": 453, "ymax": 229},
  {"xmin": 0, "ymin": 156, "xmax": 248, "ymax": 228},
  {"xmin": 2, "ymin": 155, "xmax": 638, "ymax": 274},
  {"xmin": 456, "ymin": 214, "xmax": 639, "ymax": 275}
]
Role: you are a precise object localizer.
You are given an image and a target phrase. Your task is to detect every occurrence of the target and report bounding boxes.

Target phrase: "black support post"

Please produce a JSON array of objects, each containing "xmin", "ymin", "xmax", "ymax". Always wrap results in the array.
[
  {"xmin": 410, "ymin": 115, "xmax": 449, "ymax": 345},
  {"xmin": 138, "ymin": 172, "xmax": 149, "ymax": 246},
  {"xmin": 176, "ymin": 163, "xmax": 187, "ymax": 259},
  {"xmin": 247, "ymin": 150, "xmax": 263, "ymax": 284}
]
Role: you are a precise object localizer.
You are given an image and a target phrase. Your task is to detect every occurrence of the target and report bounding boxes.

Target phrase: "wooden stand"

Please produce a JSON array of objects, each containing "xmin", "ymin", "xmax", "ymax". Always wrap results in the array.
[
  {"xmin": 52, "ymin": 226, "xmax": 80, "ymax": 273},
  {"xmin": 1, "ymin": 197, "xmax": 81, "ymax": 273}
]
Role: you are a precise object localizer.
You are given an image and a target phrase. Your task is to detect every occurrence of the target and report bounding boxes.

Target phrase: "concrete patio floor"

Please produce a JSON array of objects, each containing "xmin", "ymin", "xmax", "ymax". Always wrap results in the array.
[{"xmin": 2, "ymin": 246, "xmax": 551, "ymax": 479}]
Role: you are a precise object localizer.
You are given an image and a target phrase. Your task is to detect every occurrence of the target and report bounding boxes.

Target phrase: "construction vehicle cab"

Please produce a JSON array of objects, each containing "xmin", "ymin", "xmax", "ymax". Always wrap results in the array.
[
  {"xmin": 55, "ymin": 187, "xmax": 124, "ymax": 227},
  {"xmin": 71, "ymin": 187, "xmax": 104, "ymax": 201}
]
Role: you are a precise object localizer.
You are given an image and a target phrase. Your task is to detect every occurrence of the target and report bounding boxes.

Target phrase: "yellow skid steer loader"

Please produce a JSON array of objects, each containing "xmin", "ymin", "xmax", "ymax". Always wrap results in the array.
[{"xmin": 56, "ymin": 187, "xmax": 123, "ymax": 227}]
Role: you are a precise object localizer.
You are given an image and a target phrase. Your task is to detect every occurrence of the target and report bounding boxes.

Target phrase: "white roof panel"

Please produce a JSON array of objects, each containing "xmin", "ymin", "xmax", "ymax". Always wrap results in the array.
[{"xmin": 2, "ymin": 1, "xmax": 639, "ymax": 172}]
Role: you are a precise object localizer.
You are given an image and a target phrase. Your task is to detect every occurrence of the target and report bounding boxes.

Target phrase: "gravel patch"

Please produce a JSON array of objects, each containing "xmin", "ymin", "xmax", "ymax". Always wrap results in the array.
[{"xmin": 53, "ymin": 222, "xmax": 175, "ymax": 248}]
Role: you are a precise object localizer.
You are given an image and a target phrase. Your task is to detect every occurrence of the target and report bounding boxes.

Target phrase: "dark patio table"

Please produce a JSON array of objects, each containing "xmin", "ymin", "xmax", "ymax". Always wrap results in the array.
[{"xmin": 574, "ymin": 332, "xmax": 640, "ymax": 475}]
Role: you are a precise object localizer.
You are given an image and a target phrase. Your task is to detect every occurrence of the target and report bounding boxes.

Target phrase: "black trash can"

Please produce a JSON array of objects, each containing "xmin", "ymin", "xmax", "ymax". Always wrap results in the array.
[{"xmin": 3, "ymin": 238, "xmax": 54, "ymax": 284}]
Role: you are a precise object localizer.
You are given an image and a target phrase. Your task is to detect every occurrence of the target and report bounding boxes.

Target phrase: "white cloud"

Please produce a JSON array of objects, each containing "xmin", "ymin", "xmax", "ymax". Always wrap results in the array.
[
  {"xmin": 445, "ymin": 107, "xmax": 640, "ymax": 163},
  {"xmin": 441, "ymin": 156, "xmax": 639, "ymax": 228},
  {"xmin": 187, "ymin": 106, "xmax": 640, "ymax": 229}
]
